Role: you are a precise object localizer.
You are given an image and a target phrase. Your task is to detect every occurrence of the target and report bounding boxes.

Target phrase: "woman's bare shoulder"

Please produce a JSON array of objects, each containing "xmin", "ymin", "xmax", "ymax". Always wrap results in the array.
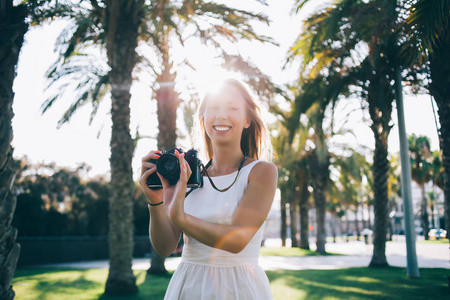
[{"xmin": 248, "ymin": 160, "xmax": 278, "ymax": 182}]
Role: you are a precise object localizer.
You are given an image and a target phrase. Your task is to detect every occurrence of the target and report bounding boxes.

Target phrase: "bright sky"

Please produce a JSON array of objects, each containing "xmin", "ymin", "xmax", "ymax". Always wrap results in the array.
[{"xmin": 12, "ymin": 0, "xmax": 440, "ymax": 180}]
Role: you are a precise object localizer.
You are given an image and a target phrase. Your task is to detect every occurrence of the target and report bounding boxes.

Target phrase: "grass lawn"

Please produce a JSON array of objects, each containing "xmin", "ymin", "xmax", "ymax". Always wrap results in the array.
[
  {"xmin": 13, "ymin": 267, "xmax": 449, "ymax": 300},
  {"xmin": 417, "ymin": 238, "xmax": 449, "ymax": 244}
]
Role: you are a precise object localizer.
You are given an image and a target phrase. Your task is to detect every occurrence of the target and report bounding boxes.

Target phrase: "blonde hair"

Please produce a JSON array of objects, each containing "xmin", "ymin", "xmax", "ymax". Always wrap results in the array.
[{"xmin": 192, "ymin": 78, "xmax": 272, "ymax": 161}]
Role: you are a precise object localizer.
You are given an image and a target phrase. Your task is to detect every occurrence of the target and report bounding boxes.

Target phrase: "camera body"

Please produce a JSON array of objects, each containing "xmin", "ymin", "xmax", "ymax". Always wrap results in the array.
[{"xmin": 146, "ymin": 148, "xmax": 203, "ymax": 190}]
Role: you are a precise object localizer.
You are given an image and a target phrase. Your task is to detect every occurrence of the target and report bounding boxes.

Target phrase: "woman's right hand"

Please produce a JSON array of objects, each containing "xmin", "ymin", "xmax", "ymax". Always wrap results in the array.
[{"xmin": 139, "ymin": 150, "xmax": 164, "ymax": 204}]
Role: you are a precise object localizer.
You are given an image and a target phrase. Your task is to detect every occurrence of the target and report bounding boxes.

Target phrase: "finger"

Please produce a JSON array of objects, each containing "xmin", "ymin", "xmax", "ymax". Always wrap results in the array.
[
  {"xmin": 141, "ymin": 150, "xmax": 162, "ymax": 162},
  {"xmin": 156, "ymin": 172, "xmax": 170, "ymax": 189},
  {"xmin": 177, "ymin": 152, "xmax": 189, "ymax": 184},
  {"xmin": 142, "ymin": 161, "xmax": 157, "ymax": 169},
  {"xmin": 140, "ymin": 166, "xmax": 157, "ymax": 184},
  {"xmin": 185, "ymin": 156, "xmax": 192, "ymax": 179},
  {"xmin": 140, "ymin": 161, "xmax": 158, "ymax": 177}
]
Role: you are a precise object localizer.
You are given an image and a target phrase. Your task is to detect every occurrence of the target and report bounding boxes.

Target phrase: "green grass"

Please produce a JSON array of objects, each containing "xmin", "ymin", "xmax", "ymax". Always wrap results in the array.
[
  {"xmin": 267, "ymin": 267, "xmax": 449, "ymax": 300},
  {"xmin": 13, "ymin": 267, "xmax": 449, "ymax": 300},
  {"xmin": 13, "ymin": 268, "xmax": 170, "ymax": 300},
  {"xmin": 417, "ymin": 238, "xmax": 449, "ymax": 244}
]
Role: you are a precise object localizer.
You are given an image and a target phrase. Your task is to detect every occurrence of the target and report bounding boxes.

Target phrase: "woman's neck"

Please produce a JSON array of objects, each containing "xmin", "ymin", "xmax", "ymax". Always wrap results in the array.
[{"xmin": 210, "ymin": 144, "xmax": 245, "ymax": 175}]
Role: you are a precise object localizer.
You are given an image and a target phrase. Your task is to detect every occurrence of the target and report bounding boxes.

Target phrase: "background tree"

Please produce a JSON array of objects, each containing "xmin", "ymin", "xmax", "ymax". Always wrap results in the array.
[
  {"xmin": 13, "ymin": 159, "xmax": 111, "ymax": 237},
  {"xmin": 142, "ymin": 0, "xmax": 274, "ymax": 149},
  {"xmin": 403, "ymin": 0, "xmax": 450, "ymax": 238},
  {"xmin": 273, "ymin": 128, "xmax": 300, "ymax": 248},
  {"xmin": 40, "ymin": 0, "xmax": 275, "ymax": 275},
  {"xmin": 291, "ymin": 0, "xmax": 421, "ymax": 266},
  {"xmin": 333, "ymin": 151, "xmax": 371, "ymax": 240},
  {"xmin": 140, "ymin": 0, "xmax": 274, "ymax": 275},
  {"xmin": 30, "ymin": 0, "xmax": 148, "ymax": 293},
  {"xmin": 430, "ymin": 150, "xmax": 445, "ymax": 232},
  {"xmin": 387, "ymin": 153, "xmax": 402, "ymax": 237},
  {"xmin": 271, "ymin": 87, "xmax": 312, "ymax": 249},
  {"xmin": 296, "ymin": 159, "xmax": 311, "ymax": 249},
  {"xmin": 288, "ymin": 90, "xmax": 331, "ymax": 254},
  {"xmin": 408, "ymin": 134, "xmax": 433, "ymax": 239},
  {"xmin": 0, "ymin": 0, "xmax": 28, "ymax": 299}
]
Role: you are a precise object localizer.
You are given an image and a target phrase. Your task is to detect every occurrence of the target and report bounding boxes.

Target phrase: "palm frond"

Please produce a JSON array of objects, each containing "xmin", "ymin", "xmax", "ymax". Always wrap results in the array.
[
  {"xmin": 407, "ymin": 0, "xmax": 450, "ymax": 51},
  {"xmin": 43, "ymin": 52, "xmax": 110, "ymax": 127}
]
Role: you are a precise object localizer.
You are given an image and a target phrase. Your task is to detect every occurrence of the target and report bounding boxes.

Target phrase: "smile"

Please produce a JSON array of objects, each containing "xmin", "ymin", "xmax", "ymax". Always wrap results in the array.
[{"xmin": 213, "ymin": 125, "xmax": 232, "ymax": 132}]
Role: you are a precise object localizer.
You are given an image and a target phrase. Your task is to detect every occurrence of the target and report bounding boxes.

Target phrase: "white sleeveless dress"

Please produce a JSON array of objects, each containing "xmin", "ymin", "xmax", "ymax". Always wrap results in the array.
[{"xmin": 164, "ymin": 160, "xmax": 272, "ymax": 300}]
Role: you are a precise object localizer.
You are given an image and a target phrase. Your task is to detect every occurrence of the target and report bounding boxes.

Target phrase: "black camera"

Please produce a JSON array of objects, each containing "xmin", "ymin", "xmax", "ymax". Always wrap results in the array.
[{"xmin": 146, "ymin": 148, "xmax": 203, "ymax": 190}]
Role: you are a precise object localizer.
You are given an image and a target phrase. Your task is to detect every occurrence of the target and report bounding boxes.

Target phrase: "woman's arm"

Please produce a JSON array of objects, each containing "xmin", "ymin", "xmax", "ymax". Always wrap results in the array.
[
  {"xmin": 167, "ymin": 155, "xmax": 278, "ymax": 254},
  {"xmin": 139, "ymin": 151, "xmax": 182, "ymax": 257},
  {"xmin": 147, "ymin": 203, "xmax": 182, "ymax": 257}
]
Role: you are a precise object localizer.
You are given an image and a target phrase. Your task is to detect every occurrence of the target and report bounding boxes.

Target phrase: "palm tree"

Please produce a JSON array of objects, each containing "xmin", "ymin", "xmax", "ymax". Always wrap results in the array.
[
  {"xmin": 403, "ymin": 0, "xmax": 450, "ymax": 238},
  {"xmin": 387, "ymin": 153, "xmax": 402, "ymax": 236},
  {"xmin": 0, "ymin": 1, "xmax": 28, "ymax": 298},
  {"xmin": 30, "ymin": 0, "xmax": 146, "ymax": 294},
  {"xmin": 285, "ymin": 77, "xmax": 336, "ymax": 254},
  {"xmin": 428, "ymin": 150, "xmax": 444, "ymax": 231},
  {"xmin": 408, "ymin": 134, "xmax": 433, "ymax": 239},
  {"xmin": 296, "ymin": 159, "xmax": 311, "ymax": 249},
  {"xmin": 144, "ymin": 1, "xmax": 273, "ymax": 150},
  {"xmin": 334, "ymin": 151, "xmax": 372, "ymax": 240},
  {"xmin": 272, "ymin": 123, "xmax": 301, "ymax": 247},
  {"xmin": 140, "ymin": 1, "xmax": 274, "ymax": 273},
  {"xmin": 271, "ymin": 88, "xmax": 312, "ymax": 249},
  {"xmin": 36, "ymin": 0, "xmax": 275, "ymax": 277},
  {"xmin": 291, "ymin": 0, "xmax": 410, "ymax": 266}
]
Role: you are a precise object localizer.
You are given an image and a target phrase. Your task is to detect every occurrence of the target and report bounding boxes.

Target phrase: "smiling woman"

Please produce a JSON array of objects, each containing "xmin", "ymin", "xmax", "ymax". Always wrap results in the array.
[
  {"xmin": 139, "ymin": 78, "xmax": 277, "ymax": 299},
  {"xmin": 195, "ymin": 79, "xmax": 271, "ymax": 162}
]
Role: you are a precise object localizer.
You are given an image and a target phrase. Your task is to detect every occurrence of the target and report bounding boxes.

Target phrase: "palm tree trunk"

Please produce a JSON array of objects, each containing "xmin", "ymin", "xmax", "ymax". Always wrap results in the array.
[
  {"xmin": 368, "ymin": 78, "xmax": 392, "ymax": 267},
  {"xmin": 149, "ymin": 37, "xmax": 179, "ymax": 275},
  {"xmin": 330, "ymin": 215, "xmax": 336, "ymax": 243},
  {"xmin": 420, "ymin": 185, "xmax": 429, "ymax": 240},
  {"xmin": 289, "ymin": 192, "xmax": 299, "ymax": 248},
  {"xmin": 0, "ymin": 2, "xmax": 27, "ymax": 299},
  {"xmin": 370, "ymin": 130, "xmax": 389, "ymax": 267},
  {"xmin": 104, "ymin": 0, "xmax": 139, "ymax": 294},
  {"xmin": 345, "ymin": 209, "xmax": 350, "ymax": 242},
  {"xmin": 155, "ymin": 72, "xmax": 178, "ymax": 151},
  {"xmin": 368, "ymin": 203, "xmax": 373, "ymax": 230},
  {"xmin": 299, "ymin": 179, "xmax": 310, "ymax": 249},
  {"xmin": 156, "ymin": 31, "xmax": 178, "ymax": 151},
  {"xmin": 360, "ymin": 195, "xmax": 367, "ymax": 229},
  {"xmin": 429, "ymin": 43, "xmax": 450, "ymax": 239},
  {"xmin": 354, "ymin": 203, "xmax": 360, "ymax": 241},
  {"xmin": 308, "ymin": 150, "xmax": 329, "ymax": 254},
  {"xmin": 280, "ymin": 187, "xmax": 287, "ymax": 247},
  {"xmin": 430, "ymin": 202, "xmax": 435, "ymax": 229}
]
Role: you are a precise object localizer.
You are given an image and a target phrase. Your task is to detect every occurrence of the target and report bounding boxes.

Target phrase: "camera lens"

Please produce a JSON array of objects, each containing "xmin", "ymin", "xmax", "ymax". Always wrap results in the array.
[
  {"xmin": 162, "ymin": 159, "xmax": 177, "ymax": 173},
  {"xmin": 157, "ymin": 154, "xmax": 180, "ymax": 179}
]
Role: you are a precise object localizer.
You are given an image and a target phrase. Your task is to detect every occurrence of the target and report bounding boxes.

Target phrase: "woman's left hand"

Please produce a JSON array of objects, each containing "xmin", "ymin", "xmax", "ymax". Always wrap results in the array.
[{"xmin": 164, "ymin": 150, "xmax": 192, "ymax": 228}]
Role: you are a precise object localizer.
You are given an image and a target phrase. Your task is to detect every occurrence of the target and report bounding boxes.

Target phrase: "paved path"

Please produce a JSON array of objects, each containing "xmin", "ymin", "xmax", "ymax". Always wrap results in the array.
[
  {"xmin": 41, "ymin": 240, "xmax": 449, "ymax": 271},
  {"xmin": 260, "ymin": 240, "xmax": 449, "ymax": 270}
]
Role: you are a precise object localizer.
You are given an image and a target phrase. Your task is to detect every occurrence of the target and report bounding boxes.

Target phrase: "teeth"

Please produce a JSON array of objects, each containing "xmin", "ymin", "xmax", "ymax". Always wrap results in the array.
[{"xmin": 214, "ymin": 126, "xmax": 231, "ymax": 131}]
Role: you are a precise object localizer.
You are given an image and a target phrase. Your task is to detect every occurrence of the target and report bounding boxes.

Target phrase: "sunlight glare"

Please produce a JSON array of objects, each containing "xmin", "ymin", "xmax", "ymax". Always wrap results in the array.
[{"xmin": 195, "ymin": 67, "xmax": 244, "ymax": 102}]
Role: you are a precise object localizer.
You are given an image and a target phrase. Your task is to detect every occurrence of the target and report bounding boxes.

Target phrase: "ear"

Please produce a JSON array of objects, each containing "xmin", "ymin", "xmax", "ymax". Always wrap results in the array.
[{"xmin": 244, "ymin": 117, "xmax": 251, "ymax": 129}]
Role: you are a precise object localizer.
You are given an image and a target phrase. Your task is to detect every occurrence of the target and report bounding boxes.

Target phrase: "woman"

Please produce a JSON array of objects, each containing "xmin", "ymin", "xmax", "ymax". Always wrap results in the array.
[{"xmin": 140, "ymin": 79, "xmax": 278, "ymax": 299}]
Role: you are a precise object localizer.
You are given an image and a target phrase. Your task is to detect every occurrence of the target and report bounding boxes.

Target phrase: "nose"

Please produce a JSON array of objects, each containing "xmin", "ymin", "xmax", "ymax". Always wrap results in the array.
[{"xmin": 216, "ymin": 106, "xmax": 228, "ymax": 119}]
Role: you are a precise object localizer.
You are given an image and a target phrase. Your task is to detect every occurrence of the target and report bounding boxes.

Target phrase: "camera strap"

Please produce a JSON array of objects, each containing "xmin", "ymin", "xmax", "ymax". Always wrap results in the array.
[
  {"xmin": 202, "ymin": 155, "xmax": 248, "ymax": 193},
  {"xmin": 185, "ymin": 155, "xmax": 248, "ymax": 197}
]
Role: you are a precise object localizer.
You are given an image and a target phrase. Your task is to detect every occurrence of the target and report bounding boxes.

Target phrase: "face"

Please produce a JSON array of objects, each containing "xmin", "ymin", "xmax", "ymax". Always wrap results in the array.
[{"xmin": 202, "ymin": 84, "xmax": 250, "ymax": 145}]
